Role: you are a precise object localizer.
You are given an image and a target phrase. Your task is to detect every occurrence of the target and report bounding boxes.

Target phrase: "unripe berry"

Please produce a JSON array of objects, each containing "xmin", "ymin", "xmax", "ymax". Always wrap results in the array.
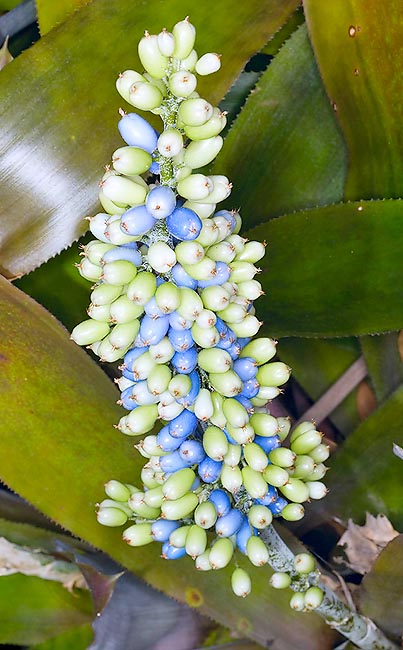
[
  {"xmin": 123, "ymin": 523, "xmax": 153, "ymax": 546},
  {"xmin": 194, "ymin": 501, "xmax": 217, "ymax": 529},
  {"xmin": 246, "ymin": 535, "xmax": 269, "ymax": 566},
  {"xmin": 178, "ymin": 97, "xmax": 213, "ymax": 126},
  {"xmin": 161, "ymin": 492, "xmax": 199, "ymax": 520},
  {"xmin": 162, "ymin": 468, "xmax": 196, "ymax": 501},
  {"xmin": 169, "ymin": 71, "xmax": 197, "ymax": 97},
  {"xmin": 304, "ymin": 586, "xmax": 324, "ymax": 610},
  {"xmin": 209, "ymin": 537, "xmax": 234, "ymax": 569},
  {"xmin": 203, "ymin": 425, "xmax": 229, "ymax": 461},
  {"xmin": 116, "ymin": 70, "xmax": 146, "ymax": 102},
  {"xmin": 138, "ymin": 33, "xmax": 168, "ymax": 79},
  {"xmin": 290, "ymin": 430, "xmax": 323, "ymax": 455},
  {"xmin": 147, "ymin": 242, "xmax": 177, "ymax": 273},
  {"xmin": 71, "ymin": 320, "xmax": 110, "ymax": 346},
  {"xmin": 184, "ymin": 136, "xmax": 223, "ymax": 168},
  {"xmin": 290, "ymin": 592, "xmax": 305, "ymax": 611},
  {"xmin": 220, "ymin": 464, "xmax": 243, "ymax": 493},
  {"xmin": 97, "ymin": 506, "xmax": 128, "ymax": 527},
  {"xmin": 172, "ymin": 18, "xmax": 196, "ymax": 59},
  {"xmin": 281, "ymin": 503, "xmax": 305, "ymax": 521},
  {"xmin": 157, "ymin": 128, "xmax": 183, "ymax": 157},
  {"xmin": 242, "ymin": 467, "xmax": 269, "ymax": 499},
  {"xmin": 231, "ymin": 567, "xmax": 251, "ymax": 598},
  {"xmin": 247, "ymin": 505, "xmax": 273, "ymax": 529},
  {"xmin": 294, "ymin": 553, "xmax": 316, "ymax": 575},
  {"xmin": 185, "ymin": 524, "xmax": 207, "ymax": 558},
  {"xmin": 243, "ymin": 442, "xmax": 269, "ymax": 472},
  {"xmin": 270, "ymin": 572, "xmax": 291, "ymax": 589}
]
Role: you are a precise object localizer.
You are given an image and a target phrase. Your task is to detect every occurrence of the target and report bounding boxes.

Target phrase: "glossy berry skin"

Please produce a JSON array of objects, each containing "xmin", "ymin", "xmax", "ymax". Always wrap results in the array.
[
  {"xmin": 215, "ymin": 508, "xmax": 244, "ymax": 537},
  {"xmin": 166, "ymin": 207, "xmax": 202, "ymax": 240},
  {"xmin": 208, "ymin": 489, "xmax": 231, "ymax": 517},
  {"xmin": 118, "ymin": 112, "xmax": 158, "ymax": 153},
  {"xmin": 151, "ymin": 519, "xmax": 180, "ymax": 542},
  {"xmin": 198, "ymin": 457, "xmax": 223, "ymax": 483}
]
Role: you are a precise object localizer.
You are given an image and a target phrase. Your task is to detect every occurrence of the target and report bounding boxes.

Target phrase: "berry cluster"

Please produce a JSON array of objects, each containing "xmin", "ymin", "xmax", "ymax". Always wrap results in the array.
[{"xmin": 71, "ymin": 18, "xmax": 329, "ymax": 602}]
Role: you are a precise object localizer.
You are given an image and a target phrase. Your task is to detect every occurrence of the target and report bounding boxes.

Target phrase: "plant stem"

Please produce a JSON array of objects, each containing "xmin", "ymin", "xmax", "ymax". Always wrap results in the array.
[{"xmin": 260, "ymin": 525, "xmax": 398, "ymax": 650}]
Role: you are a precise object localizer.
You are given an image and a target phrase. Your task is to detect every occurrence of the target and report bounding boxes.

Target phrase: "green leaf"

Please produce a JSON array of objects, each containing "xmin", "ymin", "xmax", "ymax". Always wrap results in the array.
[
  {"xmin": 0, "ymin": 279, "xmax": 335, "ymax": 649},
  {"xmin": 313, "ymin": 387, "xmax": 403, "ymax": 529},
  {"xmin": 359, "ymin": 534, "xmax": 403, "ymax": 639},
  {"xmin": 0, "ymin": 574, "xmax": 92, "ymax": 645},
  {"xmin": 245, "ymin": 199, "xmax": 403, "ymax": 337},
  {"xmin": 0, "ymin": 0, "xmax": 299, "ymax": 279},
  {"xmin": 36, "ymin": 0, "xmax": 90, "ymax": 35},
  {"xmin": 0, "ymin": 516, "xmax": 90, "ymax": 554},
  {"xmin": 29, "ymin": 624, "xmax": 94, "ymax": 650},
  {"xmin": 303, "ymin": 0, "xmax": 403, "ymax": 200},
  {"xmin": 15, "ymin": 235, "xmax": 92, "ymax": 331},
  {"xmin": 213, "ymin": 24, "xmax": 347, "ymax": 226},
  {"xmin": 360, "ymin": 333, "xmax": 403, "ymax": 404},
  {"xmin": 279, "ymin": 338, "xmax": 361, "ymax": 434},
  {"xmin": 0, "ymin": 0, "xmax": 22, "ymax": 9}
]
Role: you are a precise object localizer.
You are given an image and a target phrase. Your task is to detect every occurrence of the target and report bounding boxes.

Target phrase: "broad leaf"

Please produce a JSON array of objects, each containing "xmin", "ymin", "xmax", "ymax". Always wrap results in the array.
[
  {"xmin": 311, "ymin": 386, "xmax": 403, "ymax": 530},
  {"xmin": 303, "ymin": 0, "xmax": 403, "ymax": 200},
  {"xmin": 36, "ymin": 0, "xmax": 90, "ymax": 35},
  {"xmin": 0, "ymin": 279, "xmax": 335, "ymax": 649},
  {"xmin": 0, "ymin": 574, "xmax": 92, "ymax": 645},
  {"xmin": 245, "ymin": 199, "xmax": 403, "ymax": 337},
  {"xmin": 360, "ymin": 333, "xmax": 403, "ymax": 404},
  {"xmin": 358, "ymin": 534, "xmax": 403, "ymax": 639},
  {"xmin": 29, "ymin": 624, "xmax": 94, "ymax": 649},
  {"xmin": 279, "ymin": 338, "xmax": 361, "ymax": 434},
  {"xmin": 213, "ymin": 24, "xmax": 347, "ymax": 225},
  {"xmin": 0, "ymin": 0, "xmax": 299, "ymax": 279}
]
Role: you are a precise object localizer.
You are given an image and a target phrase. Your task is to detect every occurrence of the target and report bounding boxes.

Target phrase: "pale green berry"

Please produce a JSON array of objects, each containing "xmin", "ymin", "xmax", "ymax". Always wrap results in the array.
[
  {"xmin": 305, "ymin": 481, "xmax": 328, "ymax": 500},
  {"xmin": 184, "ymin": 136, "xmax": 223, "ymax": 168},
  {"xmin": 112, "ymin": 146, "xmax": 152, "ymax": 175},
  {"xmin": 90, "ymin": 283, "xmax": 123, "ymax": 307},
  {"xmin": 231, "ymin": 567, "xmax": 251, "ymax": 597},
  {"xmin": 203, "ymin": 425, "xmax": 228, "ymax": 461},
  {"xmin": 200, "ymin": 285, "xmax": 230, "ymax": 311},
  {"xmin": 263, "ymin": 465, "xmax": 289, "ymax": 488},
  {"xmin": 195, "ymin": 52, "xmax": 221, "ymax": 75},
  {"xmin": 71, "ymin": 319, "xmax": 110, "ymax": 346},
  {"xmin": 97, "ymin": 506, "xmax": 128, "ymax": 527},
  {"xmin": 168, "ymin": 374, "xmax": 192, "ymax": 398},
  {"xmin": 87, "ymin": 303, "xmax": 111, "ymax": 322},
  {"xmin": 194, "ymin": 388, "xmax": 214, "ymax": 422},
  {"xmin": 237, "ymin": 280, "xmax": 264, "ymax": 301},
  {"xmin": 162, "ymin": 468, "xmax": 196, "ymax": 501},
  {"xmin": 109, "ymin": 296, "xmax": 144, "ymax": 324},
  {"xmin": 169, "ymin": 70, "xmax": 197, "ymax": 97},
  {"xmin": 291, "ymin": 455, "xmax": 316, "ymax": 479},
  {"xmin": 158, "ymin": 399, "xmax": 184, "ymax": 421},
  {"xmin": 236, "ymin": 240, "xmax": 266, "ymax": 263},
  {"xmin": 279, "ymin": 478, "xmax": 310, "ymax": 504},
  {"xmin": 222, "ymin": 399, "xmax": 249, "ymax": 427},
  {"xmin": 309, "ymin": 444, "xmax": 330, "ymax": 463},
  {"xmin": 220, "ymin": 464, "xmax": 243, "ymax": 493},
  {"xmin": 195, "ymin": 550, "xmax": 212, "ymax": 571},
  {"xmin": 177, "ymin": 173, "xmax": 213, "ymax": 201},
  {"xmin": 147, "ymin": 364, "xmax": 172, "ymax": 396},
  {"xmin": 305, "ymin": 463, "xmax": 327, "ymax": 481},
  {"xmin": 223, "ymin": 443, "xmax": 242, "ymax": 467},
  {"xmin": 230, "ymin": 315, "xmax": 262, "ymax": 338},
  {"xmin": 269, "ymin": 448, "xmax": 296, "ymax": 468},
  {"xmin": 130, "ymin": 351, "xmax": 156, "ymax": 380},
  {"xmin": 290, "ymin": 421, "xmax": 316, "ymax": 444},
  {"xmin": 229, "ymin": 261, "xmax": 258, "ymax": 283},
  {"xmin": 198, "ymin": 348, "xmax": 232, "ymax": 373},
  {"xmin": 290, "ymin": 430, "xmax": 323, "ymax": 455},
  {"xmin": 149, "ymin": 337, "xmax": 175, "ymax": 364},
  {"xmin": 172, "ymin": 18, "xmax": 196, "ymax": 59},
  {"xmin": 255, "ymin": 387, "xmax": 281, "ymax": 403},
  {"xmin": 123, "ymin": 522, "xmax": 153, "ymax": 546},
  {"xmin": 304, "ymin": 586, "xmax": 324, "ymax": 610},
  {"xmin": 270, "ymin": 572, "xmax": 291, "ymax": 589},
  {"xmin": 140, "ymin": 434, "xmax": 165, "ymax": 456},
  {"xmin": 109, "ymin": 321, "xmax": 140, "ymax": 349},
  {"xmin": 184, "ymin": 108, "xmax": 227, "ymax": 140},
  {"xmin": 98, "ymin": 499, "xmax": 132, "ymax": 517},
  {"xmin": 157, "ymin": 128, "xmax": 183, "ymax": 157},
  {"xmin": 177, "ymin": 288, "xmax": 203, "ymax": 320},
  {"xmin": 240, "ymin": 337, "xmax": 277, "ymax": 364},
  {"xmin": 161, "ymin": 492, "xmax": 198, "ymax": 520},
  {"xmin": 209, "ymin": 370, "xmax": 243, "ymax": 397},
  {"xmin": 294, "ymin": 553, "xmax": 316, "ymax": 575},
  {"xmin": 138, "ymin": 33, "xmax": 168, "ymax": 78},
  {"xmin": 249, "ymin": 413, "xmax": 278, "ymax": 437},
  {"xmin": 195, "ymin": 308, "xmax": 216, "ymax": 328},
  {"xmin": 210, "ymin": 391, "xmax": 227, "ymax": 429},
  {"xmin": 102, "ymin": 175, "xmax": 148, "ymax": 206},
  {"xmin": 191, "ymin": 322, "xmax": 219, "ymax": 348},
  {"xmin": 209, "ymin": 537, "xmax": 234, "ymax": 569},
  {"xmin": 169, "ymin": 525, "xmax": 190, "ymax": 548},
  {"xmin": 140, "ymin": 466, "xmax": 161, "ymax": 489},
  {"xmin": 276, "ymin": 416, "xmax": 292, "ymax": 441},
  {"xmin": 194, "ymin": 501, "xmax": 217, "ymax": 529},
  {"xmin": 144, "ymin": 485, "xmax": 164, "ymax": 508},
  {"xmin": 194, "ymin": 216, "xmax": 219, "ymax": 242},
  {"xmin": 290, "ymin": 592, "xmax": 305, "ymax": 611},
  {"xmin": 226, "ymin": 423, "xmax": 254, "ymax": 445},
  {"xmin": 246, "ymin": 535, "xmax": 269, "ymax": 566},
  {"xmin": 178, "ymin": 97, "xmax": 213, "ymax": 126},
  {"xmin": 178, "ymin": 48, "xmax": 198, "ymax": 71},
  {"xmin": 77, "ymin": 258, "xmax": 103, "ymax": 282},
  {"xmin": 127, "ymin": 271, "xmax": 157, "ymax": 305},
  {"xmin": 242, "ymin": 467, "xmax": 269, "ymax": 499},
  {"xmin": 85, "ymin": 240, "xmax": 113, "ymax": 265},
  {"xmin": 175, "ymin": 240, "xmax": 205, "ymax": 265},
  {"xmin": 104, "ymin": 480, "xmax": 132, "ymax": 502},
  {"xmin": 207, "ymin": 240, "xmax": 237, "ymax": 264},
  {"xmin": 203, "ymin": 175, "xmax": 232, "ymax": 204},
  {"xmin": 243, "ymin": 442, "xmax": 269, "ymax": 472},
  {"xmin": 101, "ymin": 260, "xmax": 137, "ymax": 286},
  {"xmin": 185, "ymin": 524, "xmax": 207, "ymax": 558},
  {"xmin": 256, "ymin": 362, "xmax": 291, "ymax": 387},
  {"xmin": 281, "ymin": 503, "xmax": 305, "ymax": 522},
  {"xmin": 98, "ymin": 337, "xmax": 129, "ymax": 362},
  {"xmin": 126, "ymin": 404, "xmax": 158, "ymax": 435},
  {"xmin": 147, "ymin": 242, "xmax": 177, "ymax": 273},
  {"xmin": 217, "ymin": 303, "xmax": 247, "ymax": 324},
  {"xmin": 155, "ymin": 283, "xmax": 180, "ymax": 314},
  {"xmin": 116, "ymin": 69, "xmax": 146, "ymax": 102},
  {"xmin": 248, "ymin": 505, "xmax": 273, "ymax": 529},
  {"xmin": 105, "ymin": 219, "xmax": 142, "ymax": 245},
  {"xmin": 98, "ymin": 188, "xmax": 127, "ymax": 215}
]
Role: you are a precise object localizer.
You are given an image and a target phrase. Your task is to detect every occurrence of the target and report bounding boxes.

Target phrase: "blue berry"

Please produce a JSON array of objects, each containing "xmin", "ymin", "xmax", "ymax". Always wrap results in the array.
[
  {"xmin": 118, "ymin": 113, "xmax": 158, "ymax": 153},
  {"xmin": 166, "ymin": 207, "xmax": 202, "ymax": 240},
  {"xmin": 198, "ymin": 457, "xmax": 222, "ymax": 483},
  {"xmin": 151, "ymin": 519, "xmax": 180, "ymax": 542},
  {"xmin": 208, "ymin": 489, "xmax": 231, "ymax": 517}
]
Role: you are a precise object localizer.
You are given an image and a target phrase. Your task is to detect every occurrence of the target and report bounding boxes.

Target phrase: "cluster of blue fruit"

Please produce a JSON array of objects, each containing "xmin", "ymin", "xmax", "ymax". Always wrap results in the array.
[{"xmin": 71, "ymin": 18, "xmax": 329, "ymax": 599}]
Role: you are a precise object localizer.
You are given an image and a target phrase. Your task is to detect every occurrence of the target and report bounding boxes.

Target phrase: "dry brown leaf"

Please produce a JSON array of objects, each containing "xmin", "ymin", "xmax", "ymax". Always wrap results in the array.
[
  {"xmin": 0, "ymin": 36, "xmax": 13, "ymax": 71},
  {"xmin": 335, "ymin": 513, "xmax": 399, "ymax": 575}
]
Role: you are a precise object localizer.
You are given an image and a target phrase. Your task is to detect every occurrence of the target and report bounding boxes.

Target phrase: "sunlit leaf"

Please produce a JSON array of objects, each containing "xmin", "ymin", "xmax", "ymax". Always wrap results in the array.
[
  {"xmin": 0, "ymin": 0, "xmax": 299, "ymax": 279},
  {"xmin": 36, "ymin": 0, "xmax": 90, "ymax": 35},
  {"xmin": 0, "ymin": 278, "xmax": 335, "ymax": 649},
  {"xmin": 29, "ymin": 624, "xmax": 94, "ymax": 650},
  {"xmin": 213, "ymin": 24, "xmax": 347, "ymax": 226},
  {"xmin": 0, "ymin": 574, "xmax": 92, "ymax": 645},
  {"xmin": 303, "ymin": 0, "xmax": 403, "ymax": 200},
  {"xmin": 359, "ymin": 534, "xmax": 403, "ymax": 639},
  {"xmin": 245, "ymin": 199, "xmax": 403, "ymax": 337}
]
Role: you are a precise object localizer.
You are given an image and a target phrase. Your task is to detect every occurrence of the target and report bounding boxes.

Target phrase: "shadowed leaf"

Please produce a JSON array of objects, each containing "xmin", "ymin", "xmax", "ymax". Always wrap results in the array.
[
  {"xmin": 0, "ymin": 278, "xmax": 335, "ymax": 649},
  {"xmin": 360, "ymin": 333, "xmax": 403, "ymax": 404},
  {"xmin": 303, "ymin": 0, "xmax": 403, "ymax": 200},
  {"xmin": 29, "ymin": 624, "xmax": 94, "ymax": 649},
  {"xmin": 245, "ymin": 199, "xmax": 403, "ymax": 338},
  {"xmin": 0, "ymin": 0, "xmax": 299, "ymax": 278},
  {"xmin": 359, "ymin": 534, "xmax": 403, "ymax": 639},
  {"xmin": 0, "ymin": 574, "xmax": 93, "ymax": 645},
  {"xmin": 213, "ymin": 24, "xmax": 347, "ymax": 225}
]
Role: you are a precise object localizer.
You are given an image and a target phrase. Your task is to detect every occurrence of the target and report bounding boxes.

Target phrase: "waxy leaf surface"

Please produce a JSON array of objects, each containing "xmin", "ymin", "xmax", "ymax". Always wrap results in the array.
[{"xmin": 0, "ymin": 0, "xmax": 299, "ymax": 278}]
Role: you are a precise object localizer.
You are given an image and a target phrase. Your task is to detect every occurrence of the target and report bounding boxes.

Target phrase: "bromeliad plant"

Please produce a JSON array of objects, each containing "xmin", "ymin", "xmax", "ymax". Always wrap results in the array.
[{"xmin": 72, "ymin": 17, "xmax": 329, "ymax": 605}]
